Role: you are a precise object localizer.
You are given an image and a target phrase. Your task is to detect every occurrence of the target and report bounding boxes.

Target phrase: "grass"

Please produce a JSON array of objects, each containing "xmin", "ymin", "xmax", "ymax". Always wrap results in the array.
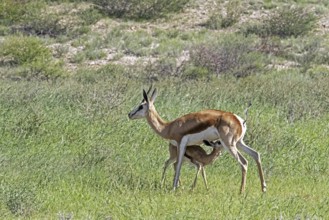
[
  {"xmin": 0, "ymin": 72, "xmax": 328, "ymax": 218},
  {"xmin": 0, "ymin": 0, "xmax": 329, "ymax": 219}
]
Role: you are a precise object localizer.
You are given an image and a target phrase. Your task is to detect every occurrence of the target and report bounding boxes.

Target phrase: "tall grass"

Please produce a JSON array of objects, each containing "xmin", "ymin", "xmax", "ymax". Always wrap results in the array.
[{"xmin": 0, "ymin": 70, "xmax": 328, "ymax": 218}]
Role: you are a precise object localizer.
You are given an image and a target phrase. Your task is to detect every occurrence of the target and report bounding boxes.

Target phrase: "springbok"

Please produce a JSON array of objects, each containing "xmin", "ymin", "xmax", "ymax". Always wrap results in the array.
[
  {"xmin": 161, "ymin": 140, "xmax": 223, "ymax": 189},
  {"xmin": 128, "ymin": 87, "xmax": 266, "ymax": 193}
]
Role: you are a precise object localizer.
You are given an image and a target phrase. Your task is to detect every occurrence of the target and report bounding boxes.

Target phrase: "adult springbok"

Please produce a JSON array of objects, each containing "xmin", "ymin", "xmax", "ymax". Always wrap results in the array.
[
  {"xmin": 161, "ymin": 140, "xmax": 223, "ymax": 189},
  {"xmin": 128, "ymin": 87, "xmax": 266, "ymax": 193}
]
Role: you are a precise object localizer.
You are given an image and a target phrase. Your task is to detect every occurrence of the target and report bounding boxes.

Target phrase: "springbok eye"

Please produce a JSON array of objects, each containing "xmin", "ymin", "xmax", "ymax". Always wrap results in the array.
[{"xmin": 137, "ymin": 105, "xmax": 143, "ymax": 111}]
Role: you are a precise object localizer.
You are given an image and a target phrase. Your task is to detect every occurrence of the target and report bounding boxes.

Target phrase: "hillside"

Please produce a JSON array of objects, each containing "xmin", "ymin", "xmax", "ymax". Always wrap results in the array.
[{"xmin": 1, "ymin": 0, "xmax": 329, "ymax": 78}]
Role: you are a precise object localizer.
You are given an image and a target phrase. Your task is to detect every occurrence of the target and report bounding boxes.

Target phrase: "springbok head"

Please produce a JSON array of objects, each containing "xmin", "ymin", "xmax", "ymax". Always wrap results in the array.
[{"xmin": 128, "ymin": 86, "xmax": 157, "ymax": 120}]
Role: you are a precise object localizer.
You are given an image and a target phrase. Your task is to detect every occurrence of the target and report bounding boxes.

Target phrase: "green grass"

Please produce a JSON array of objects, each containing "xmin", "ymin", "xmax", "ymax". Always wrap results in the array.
[{"xmin": 0, "ymin": 72, "xmax": 328, "ymax": 219}]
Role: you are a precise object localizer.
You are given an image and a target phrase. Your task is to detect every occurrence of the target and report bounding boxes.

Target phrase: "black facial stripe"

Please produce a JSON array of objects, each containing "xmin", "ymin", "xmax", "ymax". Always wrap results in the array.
[{"xmin": 137, "ymin": 105, "xmax": 143, "ymax": 111}]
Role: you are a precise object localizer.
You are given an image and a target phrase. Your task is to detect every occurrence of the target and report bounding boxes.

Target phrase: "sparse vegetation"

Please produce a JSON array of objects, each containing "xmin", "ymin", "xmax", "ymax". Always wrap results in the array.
[
  {"xmin": 0, "ymin": 0, "xmax": 329, "ymax": 219},
  {"xmin": 90, "ymin": 0, "xmax": 191, "ymax": 19},
  {"xmin": 189, "ymin": 34, "xmax": 267, "ymax": 77},
  {"xmin": 0, "ymin": 0, "xmax": 42, "ymax": 26},
  {"xmin": 241, "ymin": 5, "xmax": 317, "ymax": 38},
  {"xmin": 0, "ymin": 36, "xmax": 64, "ymax": 79},
  {"xmin": 0, "ymin": 0, "xmax": 101, "ymax": 38},
  {"xmin": 205, "ymin": 0, "xmax": 242, "ymax": 29},
  {"xmin": 284, "ymin": 37, "xmax": 329, "ymax": 71}
]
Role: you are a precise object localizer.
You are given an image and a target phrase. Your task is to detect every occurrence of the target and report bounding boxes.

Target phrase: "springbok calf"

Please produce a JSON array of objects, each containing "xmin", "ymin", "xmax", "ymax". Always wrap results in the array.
[
  {"xmin": 128, "ymin": 87, "xmax": 266, "ymax": 193},
  {"xmin": 161, "ymin": 140, "xmax": 223, "ymax": 189}
]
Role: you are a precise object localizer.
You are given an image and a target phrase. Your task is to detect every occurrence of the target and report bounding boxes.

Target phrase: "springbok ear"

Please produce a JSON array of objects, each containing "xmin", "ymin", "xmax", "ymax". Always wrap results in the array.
[
  {"xmin": 203, "ymin": 140, "xmax": 211, "ymax": 146},
  {"xmin": 143, "ymin": 89, "xmax": 149, "ymax": 103},
  {"xmin": 150, "ymin": 88, "xmax": 157, "ymax": 103}
]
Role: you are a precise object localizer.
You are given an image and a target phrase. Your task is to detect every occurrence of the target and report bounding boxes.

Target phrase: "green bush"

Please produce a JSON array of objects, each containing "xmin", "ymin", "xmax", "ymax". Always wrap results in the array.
[
  {"xmin": 145, "ymin": 57, "xmax": 180, "ymax": 78},
  {"xmin": 18, "ymin": 13, "xmax": 68, "ymax": 37},
  {"xmin": 283, "ymin": 37, "xmax": 329, "ymax": 71},
  {"xmin": 0, "ymin": 0, "xmax": 32, "ymax": 25},
  {"xmin": 241, "ymin": 6, "xmax": 317, "ymax": 38},
  {"xmin": 0, "ymin": 25, "xmax": 10, "ymax": 36},
  {"xmin": 17, "ymin": 8, "xmax": 90, "ymax": 38},
  {"xmin": 0, "ymin": 36, "xmax": 51, "ymax": 65},
  {"xmin": 270, "ymin": 6, "xmax": 317, "ymax": 37},
  {"xmin": 74, "ymin": 64, "xmax": 127, "ymax": 83},
  {"xmin": 189, "ymin": 34, "xmax": 266, "ymax": 77},
  {"xmin": 4, "ymin": 185, "xmax": 36, "ymax": 217},
  {"xmin": 205, "ymin": 0, "xmax": 242, "ymax": 30},
  {"xmin": 257, "ymin": 36, "xmax": 283, "ymax": 55},
  {"xmin": 91, "ymin": 0, "xmax": 190, "ymax": 20},
  {"xmin": 78, "ymin": 7, "xmax": 103, "ymax": 25},
  {"xmin": 0, "ymin": 0, "xmax": 65, "ymax": 37},
  {"xmin": 182, "ymin": 65, "xmax": 210, "ymax": 79},
  {"xmin": 1, "ymin": 1, "xmax": 97, "ymax": 38},
  {"xmin": 0, "ymin": 36, "xmax": 63, "ymax": 79},
  {"xmin": 0, "ymin": 1, "xmax": 47, "ymax": 27},
  {"xmin": 307, "ymin": 65, "xmax": 329, "ymax": 78}
]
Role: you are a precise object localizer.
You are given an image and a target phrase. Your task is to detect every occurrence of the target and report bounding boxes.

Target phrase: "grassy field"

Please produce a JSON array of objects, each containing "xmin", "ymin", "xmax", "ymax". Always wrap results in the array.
[
  {"xmin": 1, "ymin": 0, "xmax": 329, "ymax": 219},
  {"xmin": 0, "ymin": 73, "xmax": 328, "ymax": 219}
]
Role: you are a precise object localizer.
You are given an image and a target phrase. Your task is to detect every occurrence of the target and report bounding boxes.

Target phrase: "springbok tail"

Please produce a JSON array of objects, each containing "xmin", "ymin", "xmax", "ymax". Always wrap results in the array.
[{"xmin": 243, "ymin": 101, "xmax": 252, "ymax": 126}]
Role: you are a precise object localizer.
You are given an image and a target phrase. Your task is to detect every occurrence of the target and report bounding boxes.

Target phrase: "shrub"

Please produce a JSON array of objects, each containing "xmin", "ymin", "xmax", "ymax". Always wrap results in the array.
[
  {"xmin": 75, "ymin": 64, "xmax": 126, "ymax": 83},
  {"xmin": 17, "ymin": 13, "xmax": 68, "ymax": 37},
  {"xmin": 0, "ymin": 0, "xmax": 65, "ymax": 37},
  {"xmin": 189, "ymin": 34, "xmax": 266, "ymax": 77},
  {"xmin": 257, "ymin": 36, "xmax": 283, "ymax": 56},
  {"xmin": 182, "ymin": 65, "xmax": 210, "ymax": 79},
  {"xmin": 0, "ymin": 0, "xmax": 50, "ymax": 33},
  {"xmin": 267, "ymin": 6, "xmax": 317, "ymax": 37},
  {"xmin": 0, "ymin": 0, "xmax": 34, "ymax": 25},
  {"xmin": 0, "ymin": 25, "xmax": 10, "ymax": 36},
  {"xmin": 90, "ymin": 0, "xmax": 190, "ymax": 20},
  {"xmin": 4, "ymin": 184, "xmax": 36, "ymax": 217},
  {"xmin": 121, "ymin": 30, "xmax": 153, "ymax": 56},
  {"xmin": 78, "ymin": 7, "xmax": 103, "ymax": 25},
  {"xmin": 0, "ymin": 36, "xmax": 51, "ymax": 65},
  {"xmin": 2, "ymin": 1, "xmax": 97, "ymax": 38},
  {"xmin": 19, "ymin": 9, "xmax": 92, "ymax": 38},
  {"xmin": 205, "ymin": 0, "xmax": 242, "ymax": 30},
  {"xmin": 307, "ymin": 65, "xmax": 329, "ymax": 78},
  {"xmin": 145, "ymin": 57, "xmax": 180, "ymax": 78},
  {"xmin": 241, "ymin": 6, "xmax": 317, "ymax": 38},
  {"xmin": 284, "ymin": 37, "xmax": 329, "ymax": 71},
  {"xmin": 0, "ymin": 36, "xmax": 63, "ymax": 79}
]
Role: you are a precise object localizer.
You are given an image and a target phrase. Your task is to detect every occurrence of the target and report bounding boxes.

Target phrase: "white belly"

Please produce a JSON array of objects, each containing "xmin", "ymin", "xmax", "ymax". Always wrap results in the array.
[
  {"xmin": 185, "ymin": 126, "xmax": 220, "ymax": 145},
  {"xmin": 169, "ymin": 126, "xmax": 220, "ymax": 147}
]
